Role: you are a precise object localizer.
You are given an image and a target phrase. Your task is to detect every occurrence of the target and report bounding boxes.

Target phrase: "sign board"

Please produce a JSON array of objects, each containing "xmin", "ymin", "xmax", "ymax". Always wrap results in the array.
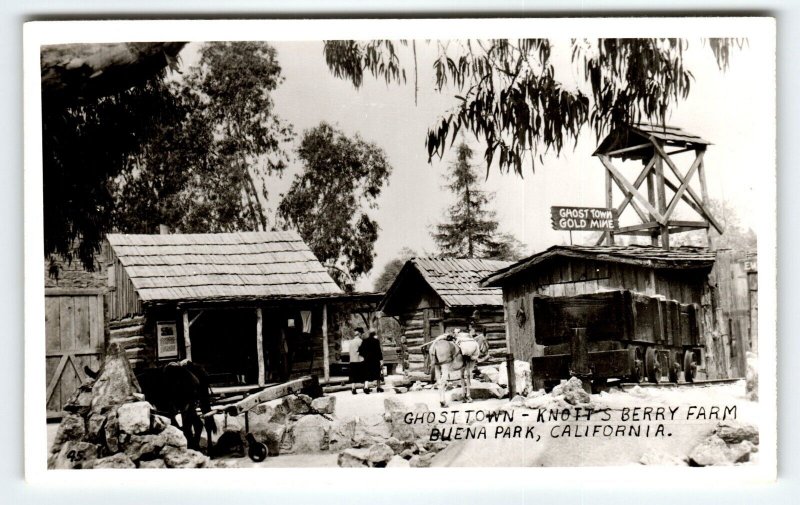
[
  {"xmin": 550, "ymin": 206, "xmax": 619, "ymax": 231},
  {"xmin": 156, "ymin": 322, "xmax": 179, "ymax": 359}
]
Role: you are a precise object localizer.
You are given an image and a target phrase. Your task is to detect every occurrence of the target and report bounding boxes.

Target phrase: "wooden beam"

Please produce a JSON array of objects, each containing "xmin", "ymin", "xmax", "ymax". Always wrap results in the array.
[
  {"xmin": 654, "ymin": 142, "xmax": 670, "ymax": 249},
  {"xmin": 663, "ymin": 177, "xmax": 707, "ymax": 217},
  {"xmin": 651, "ymin": 142, "xmax": 723, "ymax": 234},
  {"xmin": 188, "ymin": 310, "xmax": 204, "ymax": 328},
  {"xmin": 322, "ymin": 304, "xmax": 330, "ymax": 383},
  {"xmin": 667, "ymin": 220, "xmax": 710, "ymax": 228},
  {"xmin": 605, "ymin": 165, "xmax": 614, "ymax": 245},
  {"xmin": 45, "ymin": 288, "xmax": 104, "ymax": 296},
  {"xmin": 616, "ymin": 222, "xmax": 660, "ymax": 234},
  {"xmin": 223, "ymin": 376, "xmax": 319, "ymax": 416},
  {"xmin": 646, "ymin": 162, "xmax": 659, "ymax": 246},
  {"xmin": 182, "ymin": 310, "xmax": 192, "ymax": 361},
  {"xmin": 605, "ymin": 142, "xmax": 652, "ymax": 157},
  {"xmin": 599, "ymin": 155, "xmax": 665, "ymax": 224},
  {"xmin": 616, "ymin": 155, "xmax": 657, "ymax": 221},
  {"xmin": 663, "ymin": 150, "xmax": 705, "ymax": 221},
  {"xmin": 697, "ymin": 157, "xmax": 715, "ymax": 248},
  {"xmin": 256, "ymin": 308, "xmax": 265, "ymax": 387}
]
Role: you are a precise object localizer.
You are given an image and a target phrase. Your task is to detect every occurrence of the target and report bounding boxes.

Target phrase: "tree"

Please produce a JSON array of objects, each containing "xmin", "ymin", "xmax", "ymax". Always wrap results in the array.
[
  {"xmin": 373, "ymin": 247, "xmax": 417, "ymax": 292},
  {"xmin": 278, "ymin": 122, "xmax": 393, "ymax": 291},
  {"xmin": 111, "ymin": 42, "xmax": 294, "ymax": 235},
  {"xmin": 670, "ymin": 199, "xmax": 757, "ymax": 251},
  {"xmin": 432, "ymin": 142, "xmax": 527, "ymax": 259},
  {"xmin": 323, "ymin": 39, "xmax": 743, "ymax": 175}
]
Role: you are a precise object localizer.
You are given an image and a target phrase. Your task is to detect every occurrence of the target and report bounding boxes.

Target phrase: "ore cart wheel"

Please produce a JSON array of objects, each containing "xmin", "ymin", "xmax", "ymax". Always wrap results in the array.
[
  {"xmin": 668, "ymin": 361, "xmax": 681, "ymax": 383},
  {"xmin": 683, "ymin": 350, "xmax": 697, "ymax": 383},
  {"xmin": 645, "ymin": 347, "xmax": 661, "ymax": 384},
  {"xmin": 246, "ymin": 433, "xmax": 268, "ymax": 463}
]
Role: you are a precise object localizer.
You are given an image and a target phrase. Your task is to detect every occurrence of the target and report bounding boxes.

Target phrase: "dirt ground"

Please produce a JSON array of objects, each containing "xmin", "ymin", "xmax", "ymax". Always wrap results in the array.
[{"xmin": 47, "ymin": 380, "xmax": 758, "ymax": 468}]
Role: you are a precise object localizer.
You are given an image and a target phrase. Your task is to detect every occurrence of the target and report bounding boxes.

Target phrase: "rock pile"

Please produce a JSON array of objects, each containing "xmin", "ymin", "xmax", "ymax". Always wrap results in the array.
[
  {"xmin": 335, "ymin": 398, "xmax": 449, "ymax": 468},
  {"xmin": 688, "ymin": 420, "xmax": 760, "ymax": 466},
  {"xmin": 48, "ymin": 344, "xmax": 210, "ymax": 469},
  {"xmin": 745, "ymin": 352, "xmax": 758, "ymax": 401}
]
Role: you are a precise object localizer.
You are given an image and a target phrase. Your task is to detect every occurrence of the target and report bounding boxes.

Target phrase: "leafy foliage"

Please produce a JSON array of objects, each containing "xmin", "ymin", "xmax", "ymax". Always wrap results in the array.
[
  {"xmin": 278, "ymin": 122, "xmax": 393, "ymax": 291},
  {"xmin": 323, "ymin": 38, "xmax": 741, "ymax": 176},
  {"xmin": 111, "ymin": 42, "xmax": 294, "ymax": 235},
  {"xmin": 43, "ymin": 78, "xmax": 179, "ymax": 269},
  {"xmin": 670, "ymin": 199, "xmax": 757, "ymax": 251},
  {"xmin": 433, "ymin": 142, "xmax": 527, "ymax": 260},
  {"xmin": 373, "ymin": 247, "xmax": 417, "ymax": 292}
]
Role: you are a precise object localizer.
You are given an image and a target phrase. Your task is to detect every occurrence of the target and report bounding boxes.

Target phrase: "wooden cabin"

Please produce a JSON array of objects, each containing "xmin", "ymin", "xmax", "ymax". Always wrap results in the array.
[
  {"xmin": 379, "ymin": 258, "xmax": 512, "ymax": 377},
  {"xmin": 104, "ymin": 231, "xmax": 375, "ymax": 392},
  {"xmin": 481, "ymin": 245, "xmax": 749, "ymax": 385}
]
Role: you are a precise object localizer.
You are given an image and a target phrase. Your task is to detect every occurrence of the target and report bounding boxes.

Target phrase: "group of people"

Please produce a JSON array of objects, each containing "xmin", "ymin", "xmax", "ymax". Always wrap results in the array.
[{"xmin": 348, "ymin": 327, "xmax": 384, "ymax": 394}]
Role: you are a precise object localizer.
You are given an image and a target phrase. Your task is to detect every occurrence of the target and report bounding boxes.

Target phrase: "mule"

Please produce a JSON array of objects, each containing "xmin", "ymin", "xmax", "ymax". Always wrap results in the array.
[
  {"xmin": 85, "ymin": 360, "xmax": 217, "ymax": 455},
  {"xmin": 425, "ymin": 331, "xmax": 489, "ymax": 408}
]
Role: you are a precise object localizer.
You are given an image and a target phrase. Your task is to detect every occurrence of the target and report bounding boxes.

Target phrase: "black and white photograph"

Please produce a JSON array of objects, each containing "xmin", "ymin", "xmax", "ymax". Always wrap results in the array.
[{"xmin": 23, "ymin": 18, "xmax": 776, "ymax": 482}]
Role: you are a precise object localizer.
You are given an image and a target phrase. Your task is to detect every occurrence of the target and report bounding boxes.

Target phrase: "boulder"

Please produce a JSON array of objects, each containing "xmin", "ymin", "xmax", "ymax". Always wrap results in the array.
[
  {"xmin": 366, "ymin": 442, "xmax": 394, "ymax": 467},
  {"xmin": 93, "ymin": 453, "xmax": 136, "ymax": 469},
  {"xmin": 409, "ymin": 381, "xmax": 425, "ymax": 392},
  {"xmin": 104, "ymin": 409, "xmax": 120, "ymax": 453},
  {"xmin": 394, "ymin": 387, "xmax": 408, "ymax": 394},
  {"xmin": 123, "ymin": 434, "xmax": 165, "ymax": 462},
  {"xmin": 282, "ymin": 394, "xmax": 312, "ymax": 415},
  {"xmin": 211, "ymin": 431, "xmax": 247, "ymax": 459},
  {"xmin": 159, "ymin": 424, "xmax": 189, "ymax": 449},
  {"xmin": 477, "ymin": 365, "xmax": 500, "ymax": 384},
  {"xmin": 151, "ymin": 414, "xmax": 171, "ymax": 433},
  {"xmin": 139, "ymin": 459, "xmax": 167, "ymax": 469},
  {"xmin": 508, "ymin": 395, "xmax": 525, "ymax": 408},
  {"xmin": 385, "ymin": 437, "xmax": 404, "ymax": 453},
  {"xmin": 90, "ymin": 344, "xmax": 141, "ymax": 413},
  {"xmin": 688, "ymin": 435, "xmax": 753, "ymax": 466},
  {"xmin": 527, "ymin": 388, "xmax": 546, "ymax": 399},
  {"xmin": 329, "ymin": 418, "xmax": 356, "ymax": 451},
  {"xmin": 290, "ymin": 415, "xmax": 331, "ymax": 453},
  {"xmin": 337, "ymin": 448, "xmax": 370, "ymax": 467},
  {"xmin": 448, "ymin": 382, "xmax": 505, "ymax": 401},
  {"xmin": 745, "ymin": 352, "xmax": 759, "ymax": 401},
  {"xmin": 50, "ymin": 414, "xmax": 86, "ymax": 453},
  {"xmin": 715, "ymin": 421, "xmax": 759, "ymax": 445},
  {"xmin": 383, "ymin": 397, "xmax": 408, "ymax": 421},
  {"xmin": 639, "ymin": 452, "xmax": 689, "ymax": 466},
  {"xmin": 86, "ymin": 413, "xmax": 107, "ymax": 442},
  {"xmin": 117, "ymin": 401, "xmax": 152, "ymax": 435},
  {"xmin": 63, "ymin": 381, "xmax": 94, "ymax": 416},
  {"xmin": 386, "ymin": 455, "xmax": 411, "ymax": 468},
  {"xmin": 259, "ymin": 422, "xmax": 286, "ymax": 456},
  {"xmin": 162, "ymin": 446, "xmax": 209, "ymax": 468},
  {"xmin": 552, "ymin": 377, "xmax": 591, "ymax": 406},
  {"xmin": 409, "ymin": 453, "xmax": 435, "ymax": 468},
  {"xmin": 310, "ymin": 396, "xmax": 336, "ymax": 415},
  {"xmin": 498, "ymin": 360, "xmax": 532, "ymax": 395},
  {"xmin": 400, "ymin": 448, "xmax": 416, "ymax": 459},
  {"xmin": 49, "ymin": 440, "xmax": 100, "ymax": 469}
]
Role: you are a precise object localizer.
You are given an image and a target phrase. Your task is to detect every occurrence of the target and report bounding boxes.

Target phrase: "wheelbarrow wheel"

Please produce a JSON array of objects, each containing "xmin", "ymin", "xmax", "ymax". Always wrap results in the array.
[
  {"xmin": 248, "ymin": 441, "xmax": 268, "ymax": 462},
  {"xmin": 684, "ymin": 350, "xmax": 697, "ymax": 383}
]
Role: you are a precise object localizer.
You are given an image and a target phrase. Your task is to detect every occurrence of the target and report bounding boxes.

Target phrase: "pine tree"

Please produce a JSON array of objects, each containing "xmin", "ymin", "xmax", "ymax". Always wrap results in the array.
[{"xmin": 433, "ymin": 142, "xmax": 526, "ymax": 260}]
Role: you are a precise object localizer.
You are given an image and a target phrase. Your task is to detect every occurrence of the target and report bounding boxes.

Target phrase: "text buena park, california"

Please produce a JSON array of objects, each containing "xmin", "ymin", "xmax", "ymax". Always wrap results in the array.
[{"xmin": 400, "ymin": 405, "xmax": 738, "ymax": 442}]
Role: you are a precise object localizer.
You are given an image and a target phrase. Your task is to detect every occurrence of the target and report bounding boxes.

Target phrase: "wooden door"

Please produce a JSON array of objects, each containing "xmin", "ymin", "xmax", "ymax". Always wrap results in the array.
[{"xmin": 45, "ymin": 289, "xmax": 105, "ymax": 419}]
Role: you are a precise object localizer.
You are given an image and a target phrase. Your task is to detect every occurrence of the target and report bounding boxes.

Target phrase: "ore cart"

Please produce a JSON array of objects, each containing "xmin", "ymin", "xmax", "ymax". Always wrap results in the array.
[{"xmin": 531, "ymin": 290, "xmax": 702, "ymax": 386}]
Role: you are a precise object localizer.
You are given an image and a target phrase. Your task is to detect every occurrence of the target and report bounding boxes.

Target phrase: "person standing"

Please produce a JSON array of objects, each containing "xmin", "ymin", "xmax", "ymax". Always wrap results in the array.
[
  {"xmin": 349, "ymin": 327, "xmax": 365, "ymax": 394},
  {"xmin": 359, "ymin": 329, "xmax": 384, "ymax": 393}
]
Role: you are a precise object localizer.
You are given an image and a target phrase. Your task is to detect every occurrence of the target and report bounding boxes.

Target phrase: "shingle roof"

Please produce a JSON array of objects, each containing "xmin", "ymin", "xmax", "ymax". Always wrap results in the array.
[
  {"xmin": 594, "ymin": 122, "xmax": 710, "ymax": 158},
  {"xmin": 381, "ymin": 257, "xmax": 512, "ymax": 310},
  {"xmin": 106, "ymin": 231, "xmax": 343, "ymax": 302},
  {"xmin": 481, "ymin": 245, "xmax": 715, "ymax": 287}
]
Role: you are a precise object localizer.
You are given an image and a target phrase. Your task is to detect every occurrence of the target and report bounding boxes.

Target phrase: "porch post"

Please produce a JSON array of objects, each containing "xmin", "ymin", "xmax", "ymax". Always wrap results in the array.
[
  {"xmin": 182, "ymin": 310, "xmax": 192, "ymax": 361},
  {"xmin": 322, "ymin": 304, "xmax": 330, "ymax": 382},
  {"xmin": 256, "ymin": 307, "xmax": 265, "ymax": 386}
]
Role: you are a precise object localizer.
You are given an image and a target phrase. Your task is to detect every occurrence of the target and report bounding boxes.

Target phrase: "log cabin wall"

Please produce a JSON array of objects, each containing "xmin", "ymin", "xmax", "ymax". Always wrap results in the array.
[{"xmin": 107, "ymin": 246, "xmax": 144, "ymax": 320}]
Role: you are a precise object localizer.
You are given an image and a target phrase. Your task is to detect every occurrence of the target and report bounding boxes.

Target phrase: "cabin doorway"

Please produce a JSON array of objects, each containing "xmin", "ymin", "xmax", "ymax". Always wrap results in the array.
[{"xmin": 189, "ymin": 309, "xmax": 258, "ymax": 386}]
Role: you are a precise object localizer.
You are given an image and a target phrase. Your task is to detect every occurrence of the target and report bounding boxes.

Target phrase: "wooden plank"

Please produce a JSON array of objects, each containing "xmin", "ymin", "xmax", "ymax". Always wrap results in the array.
[
  {"xmin": 73, "ymin": 296, "xmax": 90, "ymax": 350},
  {"xmin": 45, "ymin": 355, "xmax": 68, "ymax": 406},
  {"xmin": 90, "ymin": 295, "xmax": 104, "ymax": 349},
  {"xmin": 605, "ymin": 142, "xmax": 652, "ymax": 157},
  {"xmin": 45, "ymin": 297, "xmax": 61, "ymax": 353},
  {"xmin": 256, "ymin": 308, "xmax": 265, "ymax": 387},
  {"xmin": 182, "ymin": 310, "xmax": 192, "ymax": 361},
  {"xmin": 59, "ymin": 296, "xmax": 76, "ymax": 352},
  {"xmin": 663, "ymin": 150, "xmax": 705, "ymax": 220},
  {"xmin": 321, "ymin": 304, "xmax": 329, "ymax": 383},
  {"xmin": 45, "ymin": 288, "xmax": 104, "ymax": 296}
]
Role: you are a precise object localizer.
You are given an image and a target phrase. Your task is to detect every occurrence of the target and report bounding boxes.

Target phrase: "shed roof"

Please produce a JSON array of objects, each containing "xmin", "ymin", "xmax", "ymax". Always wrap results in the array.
[
  {"xmin": 106, "ymin": 231, "xmax": 343, "ymax": 303},
  {"xmin": 594, "ymin": 123, "xmax": 710, "ymax": 159},
  {"xmin": 481, "ymin": 245, "xmax": 715, "ymax": 287},
  {"xmin": 380, "ymin": 257, "xmax": 512, "ymax": 311}
]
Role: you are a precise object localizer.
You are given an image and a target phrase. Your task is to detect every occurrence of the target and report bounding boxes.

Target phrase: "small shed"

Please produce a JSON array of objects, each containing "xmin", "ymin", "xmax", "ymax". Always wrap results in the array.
[
  {"xmin": 379, "ymin": 258, "xmax": 512, "ymax": 376},
  {"xmin": 104, "ymin": 231, "xmax": 361, "ymax": 390},
  {"xmin": 481, "ymin": 245, "xmax": 746, "ymax": 383}
]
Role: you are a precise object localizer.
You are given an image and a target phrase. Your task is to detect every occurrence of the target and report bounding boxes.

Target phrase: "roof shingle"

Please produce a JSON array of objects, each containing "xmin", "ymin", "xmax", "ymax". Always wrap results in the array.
[{"xmin": 107, "ymin": 231, "xmax": 343, "ymax": 302}]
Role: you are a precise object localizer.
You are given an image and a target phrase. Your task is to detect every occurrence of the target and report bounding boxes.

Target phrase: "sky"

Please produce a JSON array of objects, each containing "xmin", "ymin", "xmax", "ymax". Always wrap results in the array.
[{"xmin": 177, "ymin": 38, "xmax": 772, "ymax": 291}]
